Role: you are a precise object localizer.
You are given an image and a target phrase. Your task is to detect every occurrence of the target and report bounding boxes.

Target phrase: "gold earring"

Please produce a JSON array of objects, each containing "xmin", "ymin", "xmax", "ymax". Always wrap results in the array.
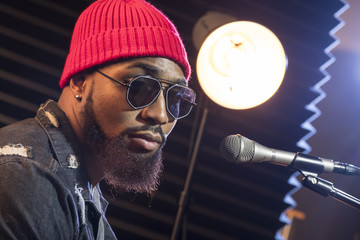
[{"xmin": 75, "ymin": 95, "xmax": 82, "ymax": 102}]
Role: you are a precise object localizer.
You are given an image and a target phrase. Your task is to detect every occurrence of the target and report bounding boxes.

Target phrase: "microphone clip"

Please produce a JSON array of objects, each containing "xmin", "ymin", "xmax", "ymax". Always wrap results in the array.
[
  {"xmin": 301, "ymin": 175, "xmax": 360, "ymax": 210},
  {"xmin": 289, "ymin": 153, "xmax": 326, "ymax": 176},
  {"xmin": 292, "ymin": 154, "xmax": 360, "ymax": 210}
]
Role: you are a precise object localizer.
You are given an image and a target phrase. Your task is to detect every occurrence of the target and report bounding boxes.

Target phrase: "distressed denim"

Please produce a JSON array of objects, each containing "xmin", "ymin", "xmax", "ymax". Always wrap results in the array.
[{"xmin": 0, "ymin": 100, "xmax": 117, "ymax": 240}]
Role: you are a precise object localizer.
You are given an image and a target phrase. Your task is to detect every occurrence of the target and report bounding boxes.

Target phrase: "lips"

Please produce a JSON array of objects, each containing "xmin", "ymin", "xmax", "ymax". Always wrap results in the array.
[{"xmin": 127, "ymin": 132, "xmax": 163, "ymax": 152}]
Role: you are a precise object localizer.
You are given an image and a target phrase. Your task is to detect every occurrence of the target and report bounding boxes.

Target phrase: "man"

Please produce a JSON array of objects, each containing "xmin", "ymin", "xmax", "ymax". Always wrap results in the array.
[{"xmin": 0, "ymin": 0, "xmax": 196, "ymax": 239}]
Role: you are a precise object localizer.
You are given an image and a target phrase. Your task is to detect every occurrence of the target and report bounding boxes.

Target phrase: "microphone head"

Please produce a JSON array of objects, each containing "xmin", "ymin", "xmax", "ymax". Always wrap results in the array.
[{"xmin": 220, "ymin": 134, "xmax": 255, "ymax": 163}]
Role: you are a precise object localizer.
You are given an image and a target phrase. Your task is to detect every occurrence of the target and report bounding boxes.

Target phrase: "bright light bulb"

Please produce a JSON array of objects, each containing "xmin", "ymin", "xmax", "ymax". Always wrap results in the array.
[{"xmin": 197, "ymin": 21, "xmax": 287, "ymax": 110}]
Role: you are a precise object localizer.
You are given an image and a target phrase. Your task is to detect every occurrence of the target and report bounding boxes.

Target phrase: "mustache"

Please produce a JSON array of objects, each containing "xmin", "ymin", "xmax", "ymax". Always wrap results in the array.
[{"xmin": 121, "ymin": 125, "xmax": 166, "ymax": 144}]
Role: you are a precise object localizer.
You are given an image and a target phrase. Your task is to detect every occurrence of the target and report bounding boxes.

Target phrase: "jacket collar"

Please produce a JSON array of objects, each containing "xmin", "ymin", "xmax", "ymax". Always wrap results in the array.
[{"xmin": 35, "ymin": 99, "xmax": 109, "ymax": 211}]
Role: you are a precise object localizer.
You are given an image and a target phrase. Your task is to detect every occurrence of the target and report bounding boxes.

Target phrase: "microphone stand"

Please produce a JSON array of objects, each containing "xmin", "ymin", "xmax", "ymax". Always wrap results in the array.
[
  {"xmin": 301, "ymin": 175, "xmax": 360, "ymax": 210},
  {"xmin": 291, "ymin": 153, "xmax": 360, "ymax": 210}
]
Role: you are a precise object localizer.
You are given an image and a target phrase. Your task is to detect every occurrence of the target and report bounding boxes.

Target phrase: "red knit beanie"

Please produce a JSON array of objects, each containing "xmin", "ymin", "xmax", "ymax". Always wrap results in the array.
[{"xmin": 59, "ymin": 0, "xmax": 191, "ymax": 88}]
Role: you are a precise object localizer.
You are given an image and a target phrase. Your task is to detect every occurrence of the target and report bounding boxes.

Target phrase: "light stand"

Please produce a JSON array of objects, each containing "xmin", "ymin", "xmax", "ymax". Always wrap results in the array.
[
  {"xmin": 170, "ymin": 99, "xmax": 209, "ymax": 240},
  {"xmin": 170, "ymin": 11, "xmax": 287, "ymax": 240}
]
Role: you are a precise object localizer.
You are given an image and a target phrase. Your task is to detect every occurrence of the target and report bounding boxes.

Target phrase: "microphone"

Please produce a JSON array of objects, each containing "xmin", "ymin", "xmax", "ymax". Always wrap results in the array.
[{"xmin": 220, "ymin": 134, "xmax": 360, "ymax": 176}]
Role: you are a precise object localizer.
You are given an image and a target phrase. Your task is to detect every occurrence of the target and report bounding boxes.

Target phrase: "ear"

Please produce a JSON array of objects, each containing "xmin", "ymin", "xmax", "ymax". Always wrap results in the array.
[{"xmin": 69, "ymin": 73, "xmax": 87, "ymax": 99}]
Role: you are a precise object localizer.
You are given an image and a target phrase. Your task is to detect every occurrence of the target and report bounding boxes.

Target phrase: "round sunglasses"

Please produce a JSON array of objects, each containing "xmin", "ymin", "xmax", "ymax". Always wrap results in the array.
[{"xmin": 96, "ymin": 70, "xmax": 196, "ymax": 119}]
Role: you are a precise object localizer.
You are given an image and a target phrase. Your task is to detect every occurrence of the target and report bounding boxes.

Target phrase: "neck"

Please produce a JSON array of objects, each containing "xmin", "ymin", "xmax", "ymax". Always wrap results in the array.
[
  {"xmin": 83, "ymin": 147, "xmax": 106, "ymax": 186},
  {"xmin": 58, "ymin": 87, "xmax": 104, "ymax": 186},
  {"xmin": 58, "ymin": 88, "xmax": 85, "ymax": 144}
]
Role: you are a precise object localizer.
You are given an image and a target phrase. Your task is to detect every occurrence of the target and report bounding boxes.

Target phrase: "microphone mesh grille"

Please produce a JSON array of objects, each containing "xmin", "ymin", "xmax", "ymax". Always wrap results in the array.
[
  {"xmin": 220, "ymin": 134, "xmax": 256, "ymax": 163},
  {"xmin": 219, "ymin": 134, "xmax": 241, "ymax": 163},
  {"xmin": 239, "ymin": 136, "xmax": 255, "ymax": 162}
]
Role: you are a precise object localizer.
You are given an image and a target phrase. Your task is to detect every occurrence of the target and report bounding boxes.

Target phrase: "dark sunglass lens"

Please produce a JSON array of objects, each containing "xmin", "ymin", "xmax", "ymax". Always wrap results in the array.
[
  {"xmin": 128, "ymin": 77, "xmax": 161, "ymax": 108},
  {"xmin": 167, "ymin": 86, "xmax": 196, "ymax": 119}
]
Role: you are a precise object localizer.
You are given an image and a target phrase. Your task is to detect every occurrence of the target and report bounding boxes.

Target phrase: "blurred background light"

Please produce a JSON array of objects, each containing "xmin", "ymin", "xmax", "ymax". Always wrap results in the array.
[{"xmin": 194, "ymin": 13, "xmax": 287, "ymax": 110}]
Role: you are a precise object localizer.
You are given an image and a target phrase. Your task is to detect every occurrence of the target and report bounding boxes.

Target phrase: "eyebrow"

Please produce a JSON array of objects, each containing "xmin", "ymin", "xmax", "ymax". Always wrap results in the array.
[{"xmin": 128, "ymin": 62, "xmax": 187, "ymax": 86}]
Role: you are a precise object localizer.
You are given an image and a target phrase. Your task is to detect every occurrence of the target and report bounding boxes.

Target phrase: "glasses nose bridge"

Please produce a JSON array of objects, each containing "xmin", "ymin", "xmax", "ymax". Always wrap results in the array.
[
  {"xmin": 152, "ymin": 79, "xmax": 167, "ymax": 103},
  {"xmin": 156, "ymin": 80, "xmax": 173, "ymax": 108},
  {"xmin": 158, "ymin": 79, "xmax": 170, "ymax": 93},
  {"xmin": 155, "ymin": 87, "xmax": 168, "ymax": 112},
  {"xmin": 143, "ymin": 86, "xmax": 172, "ymax": 124}
]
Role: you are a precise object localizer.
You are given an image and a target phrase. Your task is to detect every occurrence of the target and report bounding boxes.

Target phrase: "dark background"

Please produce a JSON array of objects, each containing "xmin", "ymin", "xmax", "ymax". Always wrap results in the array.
[{"xmin": 1, "ymin": 0, "xmax": 359, "ymax": 239}]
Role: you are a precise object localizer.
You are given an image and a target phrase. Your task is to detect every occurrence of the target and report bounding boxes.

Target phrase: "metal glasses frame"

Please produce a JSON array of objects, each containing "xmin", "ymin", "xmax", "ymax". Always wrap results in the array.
[{"xmin": 96, "ymin": 70, "xmax": 196, "ymax": 119}]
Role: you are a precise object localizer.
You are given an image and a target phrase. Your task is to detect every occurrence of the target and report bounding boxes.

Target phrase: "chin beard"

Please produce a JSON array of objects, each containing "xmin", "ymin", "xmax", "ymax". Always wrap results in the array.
[
  {"xmin": 80, "ymin": 87, "xmax": 165, "ymax": 195},
  {"xmin": 100, "ymin": 136, "xmax": 164, "ymax": 196}
]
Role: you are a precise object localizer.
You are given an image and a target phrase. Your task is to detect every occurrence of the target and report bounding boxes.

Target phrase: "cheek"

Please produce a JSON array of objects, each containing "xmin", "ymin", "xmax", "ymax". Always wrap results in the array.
[
  {"xmin": 91, "ymin": 87, "xmax": 136, "ymax": 136},
  {"xmin": 163, "ymin": 120, "xmax": 177, "ymax": 137}
]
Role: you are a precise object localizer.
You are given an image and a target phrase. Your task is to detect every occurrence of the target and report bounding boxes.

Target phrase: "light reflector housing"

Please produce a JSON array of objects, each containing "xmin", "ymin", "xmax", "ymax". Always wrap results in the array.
[{"xmin": 197, "ymin": 21, "xmax": 287, "ymax": 109}]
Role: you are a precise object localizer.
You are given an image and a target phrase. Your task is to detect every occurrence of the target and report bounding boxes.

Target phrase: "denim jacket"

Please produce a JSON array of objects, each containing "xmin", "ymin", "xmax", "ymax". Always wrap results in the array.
[{"xmin": 0, "ymin": 100, "xmax": 117, "ymax": 240}]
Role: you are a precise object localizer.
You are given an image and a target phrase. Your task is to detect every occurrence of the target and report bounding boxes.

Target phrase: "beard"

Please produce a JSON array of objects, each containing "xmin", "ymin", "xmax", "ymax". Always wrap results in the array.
[{"xmin": 80, "ymin": 88, "xmax": 165, "ymax": 195}]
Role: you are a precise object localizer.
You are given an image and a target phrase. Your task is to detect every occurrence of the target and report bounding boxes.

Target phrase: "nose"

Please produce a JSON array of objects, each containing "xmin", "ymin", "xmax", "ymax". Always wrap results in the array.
[{"xmin": 140, "ymin": 91, "xmax": 171, "ymax": 125}]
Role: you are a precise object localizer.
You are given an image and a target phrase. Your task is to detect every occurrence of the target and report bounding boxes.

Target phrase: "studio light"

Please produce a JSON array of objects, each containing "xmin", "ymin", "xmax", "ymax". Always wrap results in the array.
[{"xmin": 194, "ymin": 12, "xmax": 287, "ymax": 110}]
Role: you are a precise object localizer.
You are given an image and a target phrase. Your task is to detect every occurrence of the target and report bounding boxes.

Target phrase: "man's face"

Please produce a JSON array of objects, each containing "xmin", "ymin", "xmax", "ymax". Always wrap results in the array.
[{"xmin": 79, "ymin": 57, "xmax": 186, "ymax": 195}]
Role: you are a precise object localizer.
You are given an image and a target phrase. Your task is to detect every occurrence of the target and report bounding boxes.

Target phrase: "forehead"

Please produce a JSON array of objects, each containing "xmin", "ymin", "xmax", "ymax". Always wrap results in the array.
[{"xmin": 108, "ymin": 57, "xmax": 187, "ymax": 86}]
